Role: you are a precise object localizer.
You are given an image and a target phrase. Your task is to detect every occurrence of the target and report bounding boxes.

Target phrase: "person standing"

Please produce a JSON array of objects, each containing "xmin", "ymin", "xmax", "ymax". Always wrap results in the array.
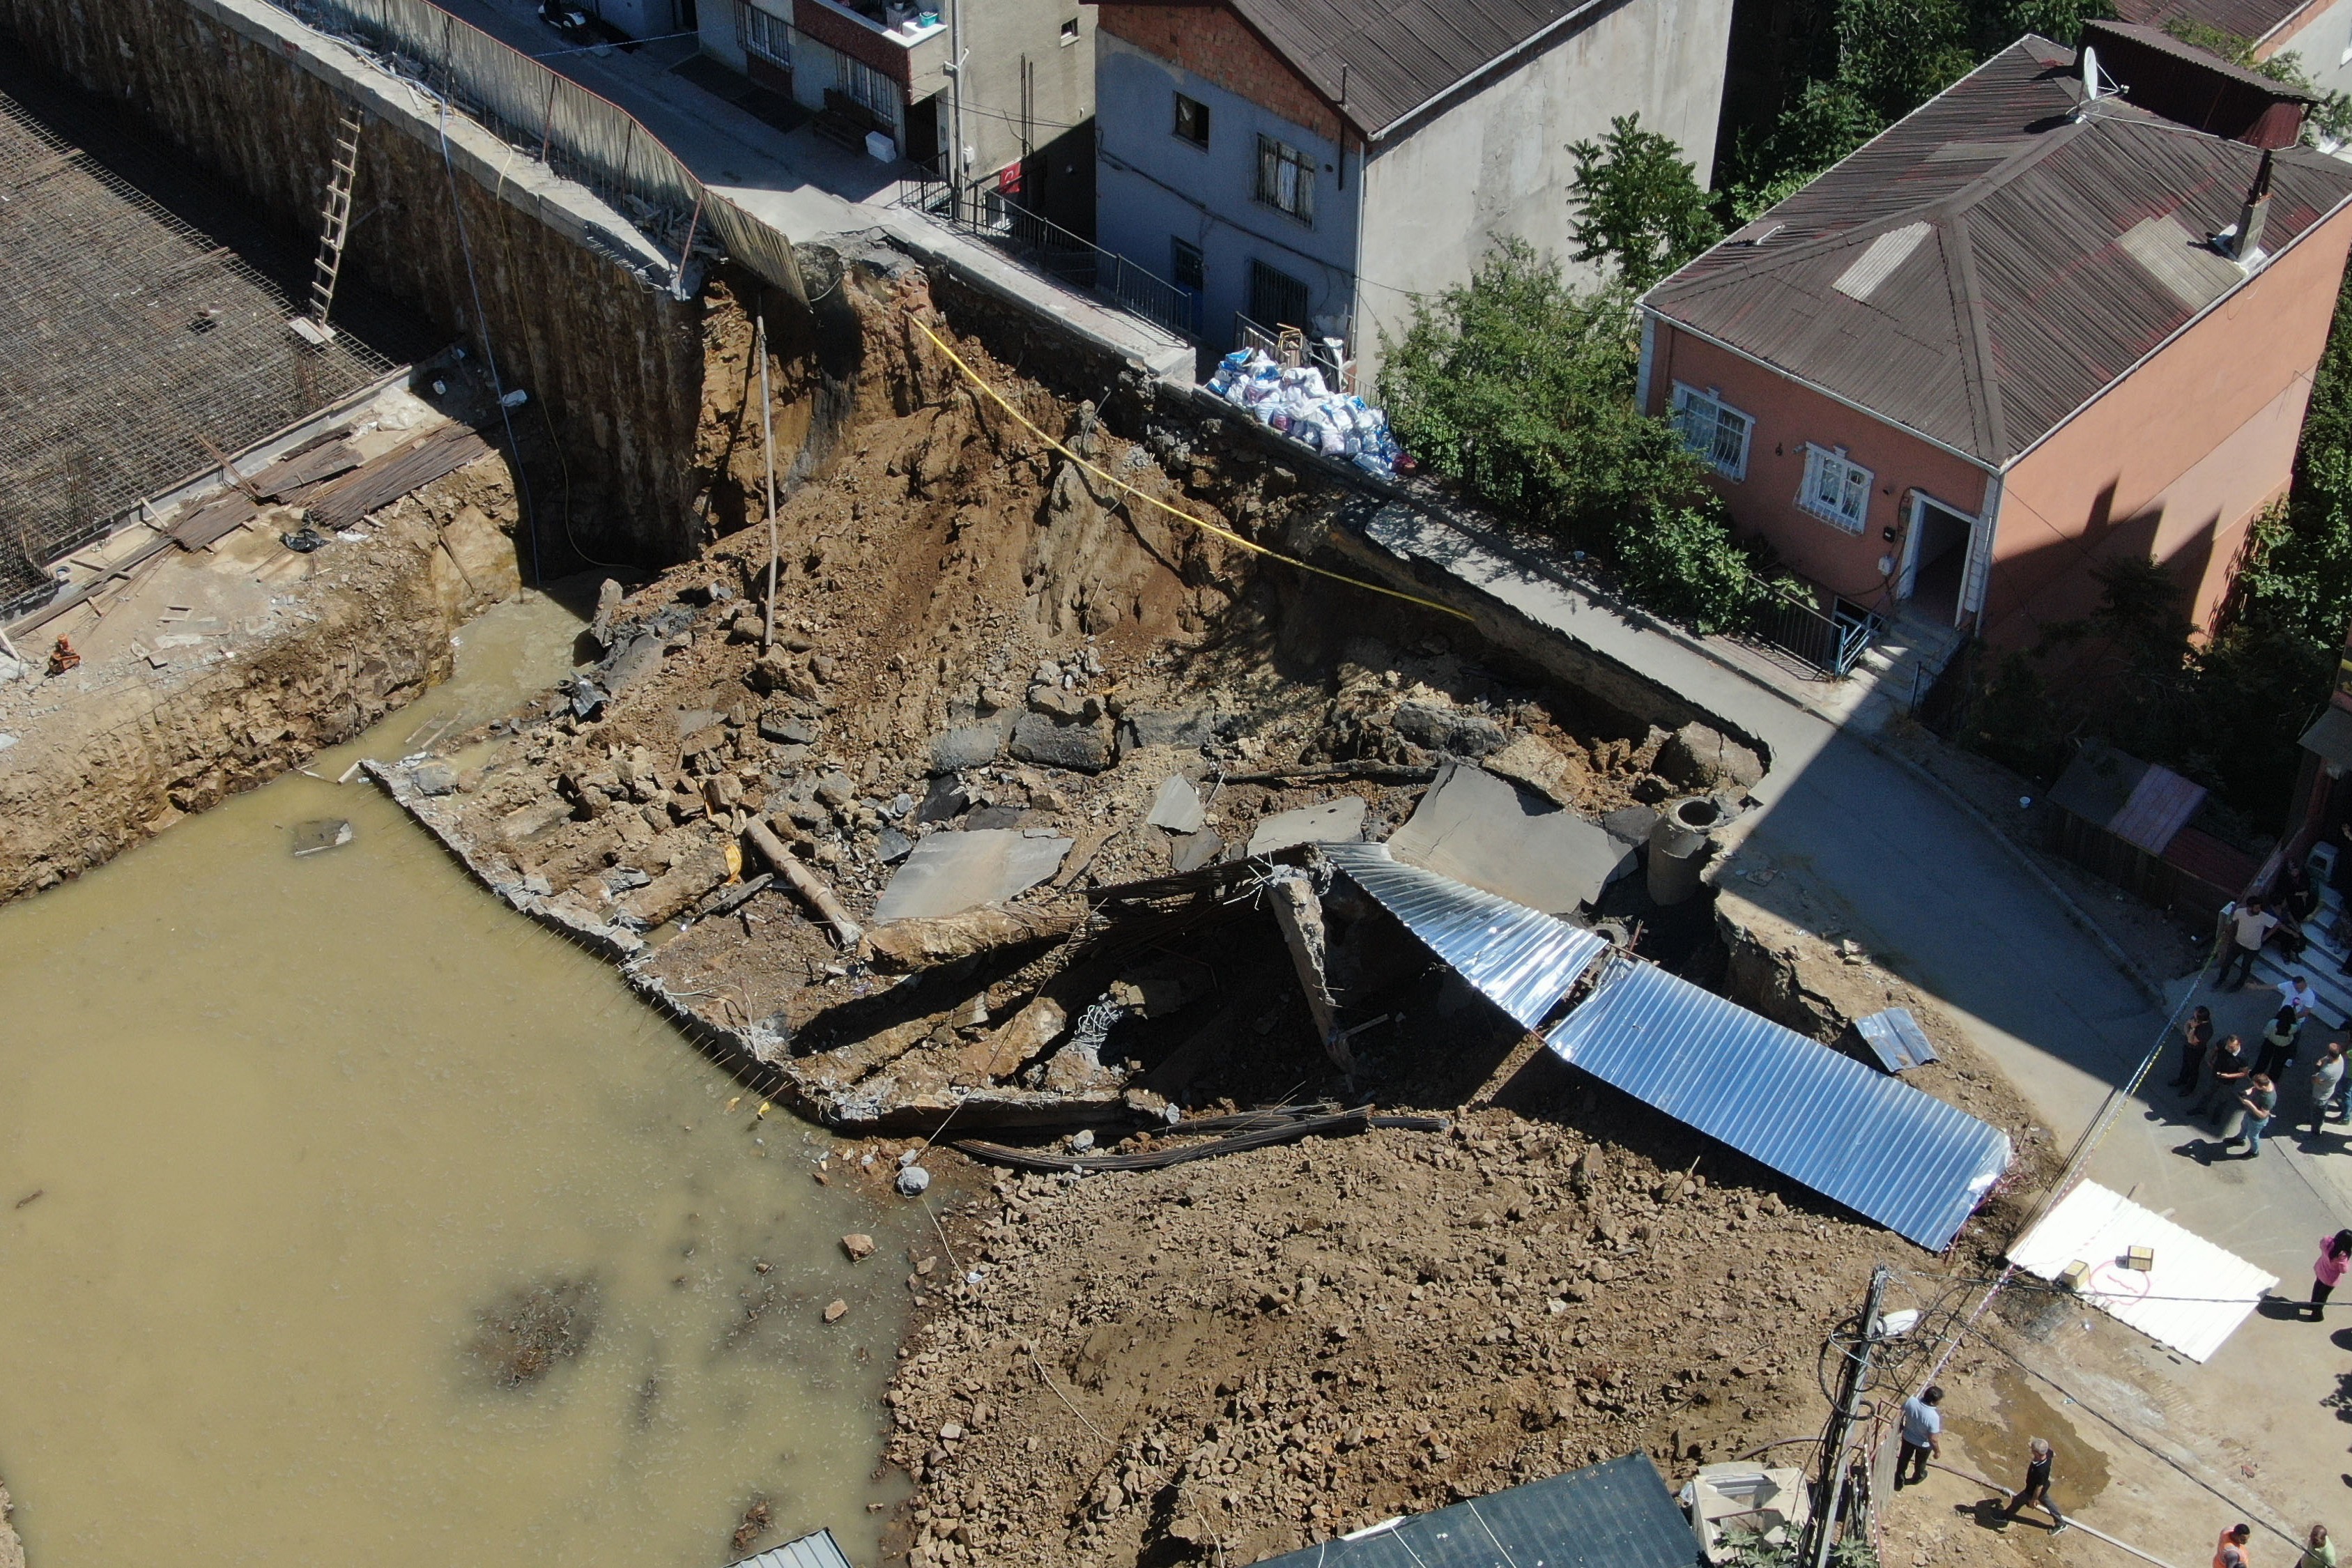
[
  {"xmin": 1896, "ymin": 1385, "xmax": 1942, "ymax": 1489},
  {"xmin": 2217, "ymin": 1523, "xmax": 2254, "ymax": 1568},
  {"xmin": 2206, "ymin": 1035, "xmax": 2254, "ymax": 1123},
  {"xmin": 2222, "ymin": 1075, "xmax": 2279, "ymax": 1158},
  {"xmin": 2174, "ymin": 1006, "xmax": 2217, "ymax": 1093},
  {"xmin": 2222, "ymin": 898, "xmax": 2280, "ymax": 990},
  {"xmin": 2000, "ymin": 1438, "xmax": 2067, "ymax": 1534},
  {"xmin": 2300, "ymin": 1523, "xmax": 2335, "ymax": 1568},
  {"xmin": 2300, "ymin": 1043, "xmax": 2346, "ymax": 1135},
  {"xmin": 2309, "ymin": 1233, "xmax": 2352, "ymax": 1323},
  {"xmin": 2282, "ymin": 975, "xmax": 2320, "ymax": 1022},
  {"xmin": 2259, "ymin": 1008, "xmax": 2305, "ymax": 1083}
]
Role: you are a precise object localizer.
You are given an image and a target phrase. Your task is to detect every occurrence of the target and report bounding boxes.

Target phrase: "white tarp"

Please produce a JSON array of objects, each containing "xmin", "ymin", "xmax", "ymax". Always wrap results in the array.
[{"xmin": 2008, "ymin": 1181, "xmax": 2276, "ymax": 1362}]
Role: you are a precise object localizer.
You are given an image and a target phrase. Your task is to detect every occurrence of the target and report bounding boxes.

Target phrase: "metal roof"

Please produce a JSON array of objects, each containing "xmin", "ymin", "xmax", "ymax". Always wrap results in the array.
[
  {"xmin": 2300, "ymin": 703, "xmax": 2352, "ymax": 772},
  {"xmin": 1323, "ymin": 841, "xmax": 1608, "ymax": 1030},
  {"xmin": 1645, "ymin": 40, "xmax": 2352, "ymax": 468},
  {"xmin": 1116, "ymin": 0, "xmax": 1604, "ymax": 140},
  {"xmin": 1854, "ymin": 1007, "xmax": 1939, "ymax": 1073},
  {"xmin": 2111, "ymin": 0, "xmax": 2314, "ymax": 49},
  {"xmin": 732, "ymin": 1529, "xmax": 856, "ymax": 1568},
  {"xmin": 2047, "ymin": 739, "xmax": 2204, "ymax": 854},
  {"xmin": 1544, "ymin": 960, "xmax": 2011, "ymax": 1251},
  {"xmin": 1245, "ymin": 1454, "xmax": 1700, "ymax": 1568}
]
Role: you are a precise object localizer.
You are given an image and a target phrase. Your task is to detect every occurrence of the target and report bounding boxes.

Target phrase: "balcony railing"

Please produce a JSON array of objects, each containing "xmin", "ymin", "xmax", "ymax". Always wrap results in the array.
[
  {"xmin": 901, "ymin": 176, "xmax": 1196, "ymax": 342},
  {"xmin": 1753, "ymin": 587, "xmax": 1882, "ymax": 677}
]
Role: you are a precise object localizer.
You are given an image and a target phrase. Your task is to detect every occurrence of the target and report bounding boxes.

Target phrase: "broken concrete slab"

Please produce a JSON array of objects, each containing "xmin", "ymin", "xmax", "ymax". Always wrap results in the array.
[
  {"xmin": 1009, "ymin": 712, "xmax": 1114, "ymax": 773},
  {"xmin": 930, "ymin": 725, "xmax": 1002, "ymax": 772},
  {"xmin": 872, "ymin": 827, "xmax": 1074, "ymax": 923},
  {"xmin": 866, "ymin": 906, "xmax": 1082, "ymax": 971},
  {"xmin": 1390, "ymin": 702, "xmax": 1507, "ymax": 758},
  {"xmin": 1482, "ymin": 734, "xmax": 1584, "ymax": 807},
  {"xmin": 1657, "ymin": 721, "xmax": 1765, "ymax": 792},
  {"xmin": 1146, "ymin": 774, "xmax": 1206, "ymax": 834},
  {"xmin": 1384, "ymin": 760, "xmax": 1631, "ymax": 914},
  {"xmin": 410, "ymin": 761, "xmax": 460, "ymax": 797},
  {"xmin": 291, "ymin": 818, "xmax": 353, "ymax": 856},
  {"xmin": 1247, "ymin": 797, "xmax": 1367, "ymax": 856},
  {"xmin": 1118, "ymin": 707, "xmax": 1224, "ymax": 753},
  {"xmin": 1171, "ymin": 829, "xmax": 1223, "ymax": 873}
]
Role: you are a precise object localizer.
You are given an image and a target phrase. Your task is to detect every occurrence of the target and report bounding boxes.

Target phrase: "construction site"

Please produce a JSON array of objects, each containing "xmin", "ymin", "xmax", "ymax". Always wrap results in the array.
[{"xmin": 0, "ymin": 0, "xmax": 2311, "ymax": 1564}]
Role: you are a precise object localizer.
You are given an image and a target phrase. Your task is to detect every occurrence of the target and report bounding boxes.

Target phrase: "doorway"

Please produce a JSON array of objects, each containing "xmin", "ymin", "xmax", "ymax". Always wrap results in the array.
[
  {"xmin": 904, "ymin": 92, "xmax": 941, "ymax": 174},
  {"xmin": 1903, "ymin": 496, "xmax": 1975, "ymax": 625}
]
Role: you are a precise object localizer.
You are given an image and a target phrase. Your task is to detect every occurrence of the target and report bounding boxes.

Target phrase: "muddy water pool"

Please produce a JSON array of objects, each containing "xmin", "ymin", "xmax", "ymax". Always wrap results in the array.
[{"xmin": 0, "ymin": 594, "xmax": 907, "ymax": 1566}]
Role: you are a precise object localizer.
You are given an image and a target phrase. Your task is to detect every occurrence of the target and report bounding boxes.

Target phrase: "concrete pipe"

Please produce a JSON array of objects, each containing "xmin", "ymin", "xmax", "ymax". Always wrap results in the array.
[{"xmin": 1646, "ymin": 795, "xmax": 1721, "ymax": 907}]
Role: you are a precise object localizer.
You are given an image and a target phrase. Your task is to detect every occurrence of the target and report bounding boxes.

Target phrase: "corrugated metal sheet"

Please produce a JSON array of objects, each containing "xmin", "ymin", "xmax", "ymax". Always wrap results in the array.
[
  {"xmin": 732, "ymin": 1528, "xmax": 856, "ymax": 1568},
  {"xmin": 1244, "ymin": 1454, "xmax": 1699, "ymax": 1568},
  {"xmin": 2300, "ymin": 704, "xmax": 2352, "ymax": 771},
  {"xmin": 2109, "ymin": 762, "xmax": 2206, "ymax": 854},
  {"xmin": 1323, "ymin": 841, "xmax": 1606, "ymax": 1031},
  {"xmin": 2111, "ymin": 0, "xmax": 2312, "ymax": 51},
  {"xmin": 1214, "ymin": 0, "xmax": 1594, "ymax": 139},
  {"xmin": 1645, "ymin": 40, "xmax": 2352, "ymax": 466},
  {"xmin": 1544, "ymin": 961, "xmax": 2011, "ymax": 1251},
  {"xmin": 1854, "ymin": 1007, "xmax": 1939, "ymax": 1072},
  {"xmin": 1834, "ymin": 222, "xmax": 1932, "ymax": 299}
]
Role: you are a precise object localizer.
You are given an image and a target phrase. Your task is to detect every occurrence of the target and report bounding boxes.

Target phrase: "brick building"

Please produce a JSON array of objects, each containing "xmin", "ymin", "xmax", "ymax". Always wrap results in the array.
[
  {"xmin": 1085, "ymin": 0, "xmax": 1736, "ymax": 383},
  {"xmin": 1639, "ymin": 36, "xmax": 2352, "ymax": 650}
]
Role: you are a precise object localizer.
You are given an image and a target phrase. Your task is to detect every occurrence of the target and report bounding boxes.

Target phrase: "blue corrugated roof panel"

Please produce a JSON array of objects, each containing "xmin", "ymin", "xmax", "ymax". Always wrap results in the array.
[
  {"xmin": 1323, "ymin": 842, "xmax": 1608, "ymax": 1031},
  {"xmin": 1544, "ymin": 962, "xmax": 2011, "ymax": 1251},
  {"xmin": 1246, "ymin": 1454, "xmax": 1699, "ymax": 1568},
  {"xmin": 732, "ymin": 1528, "xmax": 856, "ymax": 1568}
]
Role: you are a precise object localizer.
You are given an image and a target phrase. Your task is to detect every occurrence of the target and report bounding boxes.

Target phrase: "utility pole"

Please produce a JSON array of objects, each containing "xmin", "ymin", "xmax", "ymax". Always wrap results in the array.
[
  {"xmin": 1807, "ymin": 1264, "xmax": 1891, "ymax": 1568},
  {"xmin": 756, "ymin": 312, "xmax": 779, "ymax": 654},
  {"xmin": 945, "ymin": 0, "xmax": 967, "ymax": 201}
]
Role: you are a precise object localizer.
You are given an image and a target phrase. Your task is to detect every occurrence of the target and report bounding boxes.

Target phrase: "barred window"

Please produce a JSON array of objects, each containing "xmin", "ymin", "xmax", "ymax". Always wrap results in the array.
[
  {"xmin": 735, "ymin": 0, "xmax": 792, "ymax": 66},
  {"xmin": 1255, "ymin": 135, "xmax": 1313, "ymax": 223},
  {"xmin": 838, "ymin": 51, "xmax": 899, "ymax": 119},
  {"xmin": 1797, "ymin": 445, "xmax": 1873, "ymax": 532},
  {"xmin": 1669, "ymin": 383, "xmax": 1753, "ymax": 480}
]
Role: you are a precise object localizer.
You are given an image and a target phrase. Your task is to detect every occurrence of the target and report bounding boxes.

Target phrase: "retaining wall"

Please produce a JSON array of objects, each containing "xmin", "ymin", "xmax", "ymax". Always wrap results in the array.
[{"xmin": 0, "ymin": 0, "xmax": 709, "ymax": 565}]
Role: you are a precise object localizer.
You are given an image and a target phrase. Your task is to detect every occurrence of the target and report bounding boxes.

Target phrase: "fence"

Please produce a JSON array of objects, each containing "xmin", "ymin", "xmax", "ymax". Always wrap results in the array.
[
  {"xmin": 1231, "ymin": 310, "xmax": 1353, "ymax": 392},
  {"xmin": 900, "ymin": 174, "xmax": 1194, "ymax": 341},
  {"xmin": 261, "ymin": 0, "xmax": 805, "ymax": 302},
  {"xmin": 1753, "ymin": 587, "xmax": 1882, "ymax": 678}
]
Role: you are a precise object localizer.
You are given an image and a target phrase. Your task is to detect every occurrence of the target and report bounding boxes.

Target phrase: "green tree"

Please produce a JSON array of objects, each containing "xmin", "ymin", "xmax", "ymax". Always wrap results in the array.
[
  {"xmin": 1566, "ymin": 114, "xmax": 1723, "ymax": 293},
  {"xmin": 1378, "ymin": 240, "xmax": 1772, "ymax": 631}
]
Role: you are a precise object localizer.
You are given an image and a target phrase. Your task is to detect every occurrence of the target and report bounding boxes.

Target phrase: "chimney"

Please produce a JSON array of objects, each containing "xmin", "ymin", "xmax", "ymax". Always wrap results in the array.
[{"xmin": 2234, "ymin": 147, "xmax": 2276, "ymax": 259}]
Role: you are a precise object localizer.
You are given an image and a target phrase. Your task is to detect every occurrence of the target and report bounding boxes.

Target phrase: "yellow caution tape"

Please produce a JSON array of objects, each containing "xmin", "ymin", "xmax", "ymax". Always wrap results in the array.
[{"xmin": 904, "ymin": 312, "xmax": 1475, "ymax": 624}]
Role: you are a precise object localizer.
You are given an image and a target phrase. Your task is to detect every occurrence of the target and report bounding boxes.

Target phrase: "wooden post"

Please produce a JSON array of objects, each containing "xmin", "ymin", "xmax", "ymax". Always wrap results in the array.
[{"xmin": 743, "ymin": 816, "xmax": 863, "ymax": 948}]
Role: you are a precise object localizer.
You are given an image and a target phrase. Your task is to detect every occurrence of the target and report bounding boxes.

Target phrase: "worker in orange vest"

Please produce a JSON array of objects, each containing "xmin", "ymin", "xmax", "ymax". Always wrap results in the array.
[{"xmin": 2217, "ymin": 1523, "xmax": 2254, "ymax": 1568}]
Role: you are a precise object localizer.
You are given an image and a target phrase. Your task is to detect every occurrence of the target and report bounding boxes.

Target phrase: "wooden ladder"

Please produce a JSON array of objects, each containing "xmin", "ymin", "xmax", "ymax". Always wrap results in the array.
[{"xmin": 305, "ymin": 105, "xmax": 364, "ymax": 336}]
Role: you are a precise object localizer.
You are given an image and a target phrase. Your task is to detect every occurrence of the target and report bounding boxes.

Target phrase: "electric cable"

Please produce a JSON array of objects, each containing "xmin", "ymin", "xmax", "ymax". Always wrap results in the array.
[{"xmin": 902, "ymin": 310, "xmax": 1475, "ymax": 624}]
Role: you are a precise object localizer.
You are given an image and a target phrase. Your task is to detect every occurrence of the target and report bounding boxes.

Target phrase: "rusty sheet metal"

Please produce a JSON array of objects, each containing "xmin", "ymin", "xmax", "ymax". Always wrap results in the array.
[
  {"xmin": 255, "ymin": 438, "xmax": 362, "ymax": 500},
  {"xmin": 303, "ymin": 423, "xmax": 491, "ymax": 529},
  {"xmin": 1321, "ymin": 841, "xmax": 1606, "ymax": 1031},
  {"xmin": 1646, "ymin": 40, "xmax": 2352, "ymax": 466},
  {"xmin": 1545, "ymin": 959, "xmax": 2011, "ymax": 1250}
]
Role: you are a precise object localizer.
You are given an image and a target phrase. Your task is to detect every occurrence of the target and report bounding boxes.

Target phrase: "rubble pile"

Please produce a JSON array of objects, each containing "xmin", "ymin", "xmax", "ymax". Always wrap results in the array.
[{"xmin": 877, "ymin": 1101, "xmax": 1900, "ymax": 1568}]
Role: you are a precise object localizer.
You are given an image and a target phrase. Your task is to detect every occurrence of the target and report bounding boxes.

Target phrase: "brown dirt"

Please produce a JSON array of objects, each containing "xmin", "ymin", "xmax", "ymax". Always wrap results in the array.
[{"xmin": 0, "ymin": 424, "xmax": 525, "ymax": 904}]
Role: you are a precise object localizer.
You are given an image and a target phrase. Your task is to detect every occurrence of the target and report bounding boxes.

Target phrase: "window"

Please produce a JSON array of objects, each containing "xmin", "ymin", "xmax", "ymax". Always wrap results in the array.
[
  {"xmin": 1249, "ymin": 259, "xmax": 1310, "ymax": 331},
  {"xmin": 1669, "ymin": 383, "xmax": 1752, "ymax": 480},
  {"xmin": 1797, "ymin": 445, "xmax": 1873, "ymax": 532},
  {"xmin": 1060, "ymin": 16, "xmax": 1079, "ymax": 43},
  {"xmin": 838, "ymin": 49, "xmax": 900, "ymax": 121},
  {"xmin": 1174, "ymin": 93, "xmax": 1210, "ymax": 148},
  {"xmin": 735, "ymin": 0, "xmax": 792, "ymax": 67},
  {"xmin": 1170, "ymin": 238, "xmax": 1204, "ymax": 295},
  {"xmin": 1255, "ymin": 134, "xmax": 1314, "ymax": 223}
]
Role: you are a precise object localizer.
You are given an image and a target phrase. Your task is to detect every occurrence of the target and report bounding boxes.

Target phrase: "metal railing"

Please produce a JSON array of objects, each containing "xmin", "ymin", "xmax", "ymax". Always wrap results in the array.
[
  {"xmin": 1753, "ymin": 587, "xmax": 1882, "ymax": 677},
  {"xmin": 902, "ymin": 176, "xmax": 1195, "ymax": 341}
]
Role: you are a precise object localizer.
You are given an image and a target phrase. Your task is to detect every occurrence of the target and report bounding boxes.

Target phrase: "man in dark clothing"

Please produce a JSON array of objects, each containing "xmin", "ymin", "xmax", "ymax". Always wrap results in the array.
[
  {"xmin": 2172, "ymin": 1006, "xmax": 2215, "ymax": 1093},
  {"xmin": 2000, "ymin": 1438, "xmax": 2067, "ymax": 1534}
]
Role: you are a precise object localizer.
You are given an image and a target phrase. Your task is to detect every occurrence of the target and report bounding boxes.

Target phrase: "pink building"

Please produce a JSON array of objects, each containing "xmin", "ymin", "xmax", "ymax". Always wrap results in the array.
[{"xmin": 1639, "ymin": 36, "xmax": 2352, "ymax": 650}]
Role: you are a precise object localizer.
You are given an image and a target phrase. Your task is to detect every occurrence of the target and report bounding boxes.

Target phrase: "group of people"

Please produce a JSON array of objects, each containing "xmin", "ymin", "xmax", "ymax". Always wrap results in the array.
[
  {"xmin": 1895, "ymin": 1386, "xmax": 2338, "ymax": 1565},
  {"xmin": 2168, "ymin": 981, "xmax": 2347, "ymax": 1159}
]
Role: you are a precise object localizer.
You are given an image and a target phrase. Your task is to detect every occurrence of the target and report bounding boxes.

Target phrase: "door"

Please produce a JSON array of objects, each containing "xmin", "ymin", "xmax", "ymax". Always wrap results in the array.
[
  {"xmin": 905, "ymin": 92, "xmax": 941, "ymax": 175},
  {"xmin": 1901, "ymin": 495, "xmax": 1976, "ymax": 625}
]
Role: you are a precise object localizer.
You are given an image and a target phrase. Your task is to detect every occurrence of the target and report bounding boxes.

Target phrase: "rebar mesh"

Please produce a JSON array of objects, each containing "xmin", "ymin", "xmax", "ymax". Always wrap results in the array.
[{"xmin": 0, "ymin": 87, "xmax": 394, "ymax": 606}]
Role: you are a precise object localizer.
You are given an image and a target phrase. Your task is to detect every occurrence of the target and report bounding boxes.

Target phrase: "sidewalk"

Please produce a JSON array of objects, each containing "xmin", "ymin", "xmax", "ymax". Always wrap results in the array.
[{"xmin": 1353, "ymin": 501, "xmax": 2348, "ymax": 1554}]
